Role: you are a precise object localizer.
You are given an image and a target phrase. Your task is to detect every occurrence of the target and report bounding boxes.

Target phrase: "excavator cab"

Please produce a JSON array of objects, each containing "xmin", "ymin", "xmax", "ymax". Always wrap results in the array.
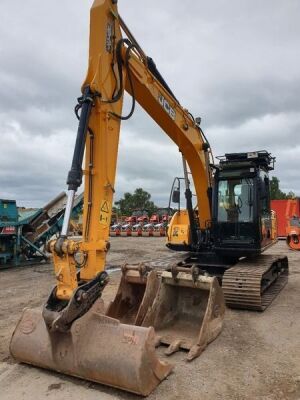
[
  {"xmin": 212, "ymin": 151, "xmax": 276, "ymax": 258},
  {"xmin": 167, "ymin": 151, "xmax": 277, "ymax": 259}
]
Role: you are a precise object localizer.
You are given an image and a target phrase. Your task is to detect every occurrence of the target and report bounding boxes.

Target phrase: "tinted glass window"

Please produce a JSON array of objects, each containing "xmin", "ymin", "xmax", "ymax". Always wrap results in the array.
[{"xmin": 218, "ymin": 178, "xmax": 254, "ymax": 222}]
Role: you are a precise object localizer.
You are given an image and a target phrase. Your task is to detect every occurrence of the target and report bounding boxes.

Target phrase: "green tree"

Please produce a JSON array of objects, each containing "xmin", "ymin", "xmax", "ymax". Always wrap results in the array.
[
  {"xmin": 115, "ymin": 188, "xmax": 157, "ymax": 216},
  {"xmin": 286, "ymin": 191, "xmax": 296, "ymax": 199},
  {"xmin": 270, "ymin": 176, "xmax": 295, "ymax": 200}
]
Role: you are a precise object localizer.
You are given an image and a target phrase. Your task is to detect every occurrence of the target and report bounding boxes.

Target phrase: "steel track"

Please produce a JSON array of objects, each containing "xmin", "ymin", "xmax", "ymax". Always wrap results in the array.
[{"xmin": 222, "ymin": 255, "xmax": 288, "ymax": 311}]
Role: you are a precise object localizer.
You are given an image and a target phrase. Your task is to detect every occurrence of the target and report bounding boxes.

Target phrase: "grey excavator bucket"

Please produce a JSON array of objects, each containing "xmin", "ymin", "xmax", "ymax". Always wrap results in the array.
[
  {"xmin": 142, "ymin": 268, "xmax": 225, "ymax": 361},
  {"xmin": 107, "ymin": 264, "xmax": 225, "ymax": 361},
  {"xmin": 106, "ymin": 264, "xmax": 160, "ymax": 325},
  {"xmin": 10, "ymin": 298, "xmax": 173, "ymax": 396}
]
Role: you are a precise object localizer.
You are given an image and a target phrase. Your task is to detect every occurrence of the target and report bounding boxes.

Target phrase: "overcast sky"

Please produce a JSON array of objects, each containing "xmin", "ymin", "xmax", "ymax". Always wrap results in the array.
[{"xmin": 1, "ymin": 0, "xmax": 299, "ymax": 207}]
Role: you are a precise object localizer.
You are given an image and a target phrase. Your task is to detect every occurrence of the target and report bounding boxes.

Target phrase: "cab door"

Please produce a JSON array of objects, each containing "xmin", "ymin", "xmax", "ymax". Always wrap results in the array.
[{"xmin": 258, "ymin": 172, "xmax": 273, "ymax": 248}]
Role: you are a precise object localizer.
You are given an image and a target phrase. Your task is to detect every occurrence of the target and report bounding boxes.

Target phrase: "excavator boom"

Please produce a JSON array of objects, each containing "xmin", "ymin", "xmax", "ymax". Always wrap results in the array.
[{"xmin": 49, "ymin": 0, "xmax": 212, "ymax": 301}]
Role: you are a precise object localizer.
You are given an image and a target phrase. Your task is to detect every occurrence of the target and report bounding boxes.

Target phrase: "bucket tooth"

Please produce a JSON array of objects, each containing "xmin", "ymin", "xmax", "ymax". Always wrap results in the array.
[
  {"xmin": 10, "ymin": 299, "xmax": 173, "ymax": 396},
  {"xmin": 165, "ymin": 339, "xmax": 182, "ymax": 355},
  {"xmin": 187, "ymin": 344, "xmax": 205, "ymax": 361},
  {"xmin": 142, "ymin": 271, "xmax": 225, "ymax": 360}
]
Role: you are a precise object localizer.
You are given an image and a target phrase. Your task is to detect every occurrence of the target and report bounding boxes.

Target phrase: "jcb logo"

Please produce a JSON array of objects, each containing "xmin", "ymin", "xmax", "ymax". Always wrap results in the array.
[{"xmin": 158, "ymin": 94, "xmax": 176, "ymax": 120}]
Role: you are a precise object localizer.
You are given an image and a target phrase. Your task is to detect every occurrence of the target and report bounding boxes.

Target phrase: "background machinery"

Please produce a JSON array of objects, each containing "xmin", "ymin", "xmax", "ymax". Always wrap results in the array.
[
  {"xmin": 270, "ymin": 198, "xmax": 300, "ymax": 250},
  {"xmin": 119, "ymin": 209, "xmax": 148, "ymax": 236},
  {"xmin": 286, "ymin": 216, "xmax": 300, "ymax": 250},
  {"xmin": 110, "ymin": 208, "xmax": 172, "ymax": 237},
  {"xmin": 285, "ymin": 198, "xmax": 300, "ymax": 250},
  {"xmin": 151, "ymin": 208, "xmax": 173, "ymax": 237},
  {"xmin": 0, "ymin": 193, "xmax": 83, "ymax": 267},
  {"xmin": 285, "ymin": 199, "xmax": 300, "ymax": 250},
  {"xmin": 271, "ymin": 198, "xmax": 300, "ymax": 237},
  {"xmin": 131, "ymin": 221, "xmax": 143, "ymax": 236},
  {"xmin": 109, "ymin": 221, "xmax": 122, "ymax": 236},
  {"xmin": 10, "ymin": 0, "xmax": 288, "ymax": 396}
]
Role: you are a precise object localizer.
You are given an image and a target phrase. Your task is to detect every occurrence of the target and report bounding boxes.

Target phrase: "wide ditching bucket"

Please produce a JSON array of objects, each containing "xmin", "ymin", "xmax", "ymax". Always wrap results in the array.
[
  {"xmin": 10, "ymin": 298, "xmax": 172, "ymax": 396},
  {"xmin": 142, "ymin": 267, "xmax": 225, "ymax": 361}
]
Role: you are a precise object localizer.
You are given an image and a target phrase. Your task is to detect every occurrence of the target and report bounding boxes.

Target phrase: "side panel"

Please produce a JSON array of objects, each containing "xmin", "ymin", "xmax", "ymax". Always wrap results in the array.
[
  {"xmin": 167, "ymin": 210, "xmax": 191, "ymax": 251},
  {"xmin": 271, "ymin": 199, "xmax": 300, "ymax": 237}
]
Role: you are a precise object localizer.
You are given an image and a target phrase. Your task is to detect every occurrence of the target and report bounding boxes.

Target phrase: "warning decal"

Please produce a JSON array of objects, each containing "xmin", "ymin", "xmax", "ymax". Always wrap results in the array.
[{"xmin": 100, "ymin": 200, "xmax": 110, "ymax": 226}]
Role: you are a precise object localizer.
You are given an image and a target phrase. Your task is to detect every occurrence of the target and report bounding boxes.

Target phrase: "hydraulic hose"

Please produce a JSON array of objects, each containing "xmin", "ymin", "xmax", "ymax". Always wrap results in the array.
[{"xmin": 55, "ymin": 86, "xmax": 94, "ymax": 254}]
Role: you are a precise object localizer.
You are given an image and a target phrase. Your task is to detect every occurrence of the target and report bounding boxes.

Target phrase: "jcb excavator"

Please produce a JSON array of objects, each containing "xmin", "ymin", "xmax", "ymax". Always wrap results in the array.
[{"xmin": 10, "ymin": 0, "xmax": 288, "ymax": 396}]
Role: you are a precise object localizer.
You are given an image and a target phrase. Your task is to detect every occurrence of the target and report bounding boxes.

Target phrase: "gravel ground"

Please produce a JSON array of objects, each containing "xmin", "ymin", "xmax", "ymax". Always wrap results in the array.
[{"xmin": 0, "ymin": 238, "xmax": 299, "ymax": 400}]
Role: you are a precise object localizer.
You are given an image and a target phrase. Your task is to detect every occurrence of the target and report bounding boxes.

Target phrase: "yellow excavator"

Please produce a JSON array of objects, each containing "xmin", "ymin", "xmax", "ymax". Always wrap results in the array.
[{"xmin": 10, "ymin": 0, "xmax": 288, "ymax": 396}]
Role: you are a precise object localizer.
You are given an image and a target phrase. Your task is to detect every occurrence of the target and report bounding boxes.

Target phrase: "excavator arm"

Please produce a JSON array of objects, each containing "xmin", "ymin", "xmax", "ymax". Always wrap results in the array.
[{"xmin": 48, "ymin": 0, "xmax": 212, "ymax": 305}]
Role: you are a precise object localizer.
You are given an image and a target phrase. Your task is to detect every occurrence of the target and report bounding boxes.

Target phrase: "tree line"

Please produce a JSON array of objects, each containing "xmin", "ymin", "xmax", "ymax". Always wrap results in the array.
[
  {"xmin": 270, "ymin": 177, "xmax": 295, "ymax": 200},
  {"xmin": 113, "ymin": 188, "xmax": 157, "ymax": 216}
]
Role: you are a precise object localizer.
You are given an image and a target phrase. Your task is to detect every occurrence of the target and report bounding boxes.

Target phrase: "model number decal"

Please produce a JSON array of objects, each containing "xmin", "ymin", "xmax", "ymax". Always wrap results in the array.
[{"xmin": 158, "ymin": 94, "xmax": 176, "ymax": 120}]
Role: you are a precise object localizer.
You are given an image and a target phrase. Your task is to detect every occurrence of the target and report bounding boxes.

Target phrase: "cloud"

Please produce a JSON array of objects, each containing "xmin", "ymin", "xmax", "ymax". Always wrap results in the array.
[
  {"xmin": 0, "ymin": 0, "xmax": 300, "ymax": 209},
  {"xmin": 0, "ymin": 119, "xmax": 74, "ymax": 205},
  {"xmin": 208, "ymin": 111, "xmax": 300, "ymax": 193}
]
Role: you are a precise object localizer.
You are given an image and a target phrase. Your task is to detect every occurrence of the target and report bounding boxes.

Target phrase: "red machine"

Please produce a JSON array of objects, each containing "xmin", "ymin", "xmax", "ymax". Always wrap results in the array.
[
  {"xmin": 120, "ymin": 222, "xmax": 132, "ymax": 237},
  {"xmin": 141, "ymin": 223, "xmax": 155, "ymax": 237},
  {"xmin": 109, "ymin": 223, "xmax": 121, "ymax": 237},
  {"xmin": 271, "ymin": 199, "xmax": 300, "ymax": 250},
  {"xmin": 285, "ymin": 199, "xmax": 300, "ymax": 250},
  {"xmin": 119, "ymin": 210, "xmax": 149, "ymax": 237},
  {"xmin": 136, "ymin": 210, "xmax": 149, "ymax": 224},
  {"xmin": 153, "ymin": 222, "xmax": 167, "ymax": 237},
  {"xmin": 286, "ymin": 216, "xmax": 300, "ymax": 250},
  {"xmin": 148, "ymin": 208, "xmax": 172, "ymax": 237},
  {"xmin": 271, "ymin": 199, "xmax": 300, "ymax": 237},
  {"xmin": 131, "ymin": 223, "xmax": 143, "ymax": 237},
  {"xmin": 124, "ymin": 215, "xmax": 137, "ymax": 224}
]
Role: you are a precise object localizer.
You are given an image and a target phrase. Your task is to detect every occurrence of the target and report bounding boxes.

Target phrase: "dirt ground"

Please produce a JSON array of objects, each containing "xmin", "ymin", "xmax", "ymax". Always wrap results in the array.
[{"xmin": 0, "ymin": 238, "xmax": 299, "ymax": 400}]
